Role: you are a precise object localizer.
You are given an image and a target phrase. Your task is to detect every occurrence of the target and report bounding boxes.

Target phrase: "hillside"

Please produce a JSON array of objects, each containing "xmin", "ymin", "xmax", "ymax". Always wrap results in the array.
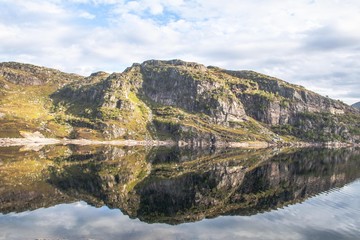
[
  {"xmin": 0, "ymin": 60, "xmax": 359, "ymax": 145},
  {"xmin": 352, "ymin": 102, "xmax": 360, "ymax": 110}
]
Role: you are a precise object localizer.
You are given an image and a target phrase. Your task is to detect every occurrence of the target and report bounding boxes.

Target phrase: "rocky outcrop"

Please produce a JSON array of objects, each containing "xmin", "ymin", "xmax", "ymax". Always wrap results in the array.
[
  {"xmin": 53, "ymin": 60, "xmax": 246, "ymax": 124},
  {"xmin": 225, "ymin": 70, "xmax": 354, "ymax": 125},
  {"xmin": 0, "ymin": 62, "xmax": 83, "ymax": 86},
  {"xmin": 1, "ymin": 60, "xmax": 359, "ymax": 143},
  {"xmin": 84, "ymin": 71, "xmax": 110, "ymax": 84},
  {"xmin": 140, "ymin": 60, "xmax": 246, "ymax": 123}
]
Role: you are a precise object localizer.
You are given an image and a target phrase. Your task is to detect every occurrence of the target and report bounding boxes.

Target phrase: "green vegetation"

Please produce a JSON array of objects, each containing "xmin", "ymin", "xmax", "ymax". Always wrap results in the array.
[
  {"xmin": 272, "ymin": 111, "xmax": 360, "ymax": 142},
  {"xmin": 150, "ymin": 104, "xmax": 276, "ymax": 142},
  {"xmin": 0, "ymin": 60, "xmax": 359, "ymax": 144},
  {"xmin": 0, "ymin": 145, "xmax": 71, "ymax": 187},
  {"xmin": 0, "ymin": 82, "xmax": 71, "ymax": 138}
]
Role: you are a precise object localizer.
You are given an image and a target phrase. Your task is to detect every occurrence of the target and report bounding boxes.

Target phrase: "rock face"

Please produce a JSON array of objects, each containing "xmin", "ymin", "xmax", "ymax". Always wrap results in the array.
[
  {"xmin": 225, "ymin": 70, "xmax": 350, "ymax": 125},
  {"xmin": 140, "ymin": 60, "xmax": 246, "ymax": 123},
  {"xmin": 53, "ymin": 60, "xmax": 246, "ymax": 124},
  {"xmin": 1, "ymin": 60, "xmax": 360, "ymax": 143}
]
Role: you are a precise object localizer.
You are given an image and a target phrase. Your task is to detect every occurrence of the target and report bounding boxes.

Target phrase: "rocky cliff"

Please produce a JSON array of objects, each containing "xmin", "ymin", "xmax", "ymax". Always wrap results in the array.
[
  {"xmin": 0, "ymin": 62, "xmax": 83, "ymax": 86},
  {"xmin": 1, "ymin": 60, "xmax": 359, "ymax": 144}
]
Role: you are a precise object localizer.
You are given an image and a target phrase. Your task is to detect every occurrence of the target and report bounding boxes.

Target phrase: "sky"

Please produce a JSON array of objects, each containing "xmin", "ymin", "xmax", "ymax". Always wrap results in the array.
[{"xmin": 0, "ymin": 0, "xmax": 359, "ymax": 104}]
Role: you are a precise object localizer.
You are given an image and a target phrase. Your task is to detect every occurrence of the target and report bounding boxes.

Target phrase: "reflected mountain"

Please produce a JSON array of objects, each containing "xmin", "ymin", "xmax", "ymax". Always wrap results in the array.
[
  {"xmin": 128, "ymin": 147, "xmax": 360, "ymax": 224},
  {"xmin": 0, "ymin": 145, "xmax": 76, "ymax": 213},
  {"xmin": 0, "ymin": 146, "xmax": 360, "ymax": 225}
]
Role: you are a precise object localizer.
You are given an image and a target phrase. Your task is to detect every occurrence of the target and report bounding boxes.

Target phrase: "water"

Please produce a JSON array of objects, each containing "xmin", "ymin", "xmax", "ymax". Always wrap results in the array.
[{"xmin": 0, "ymin": 145, "xmax": 359, "ymax": 240}]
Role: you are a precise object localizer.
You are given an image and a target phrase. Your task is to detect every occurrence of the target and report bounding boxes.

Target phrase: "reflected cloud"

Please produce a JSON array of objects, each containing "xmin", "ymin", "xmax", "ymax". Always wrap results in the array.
[
  {"xmin": 0, "ymin": 146, "xmax": 360, "ymax": 239},
  {"xmin": 1, "ymin": 181, "xmax": 359, "ymax": 239}
]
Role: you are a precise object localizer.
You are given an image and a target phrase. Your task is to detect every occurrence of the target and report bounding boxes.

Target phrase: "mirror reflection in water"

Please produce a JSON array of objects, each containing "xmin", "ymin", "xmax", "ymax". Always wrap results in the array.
[{"xmin": 0, "ymin": 145, "xmax": 359, "ymax": 239}]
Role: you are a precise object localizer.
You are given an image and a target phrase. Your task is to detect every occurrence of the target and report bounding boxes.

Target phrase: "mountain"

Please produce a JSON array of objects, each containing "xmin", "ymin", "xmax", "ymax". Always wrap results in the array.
[
  {"xmin": 352, "ymin": 102, "xmax": 360, "ymax": 110},
  {"xmin": 0, "ymin": 60, "xmax": 359, "ymax": 144}
]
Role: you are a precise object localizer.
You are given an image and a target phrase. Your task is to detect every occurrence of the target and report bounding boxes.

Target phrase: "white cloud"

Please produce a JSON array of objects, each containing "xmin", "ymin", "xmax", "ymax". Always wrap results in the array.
[
  {"xmin": 0, "ymin": 0, "xmax": 360, "ymax": 104},
  {"xmin": 78, "ymin": 10, "xmax": 96, "ymax": 19}
]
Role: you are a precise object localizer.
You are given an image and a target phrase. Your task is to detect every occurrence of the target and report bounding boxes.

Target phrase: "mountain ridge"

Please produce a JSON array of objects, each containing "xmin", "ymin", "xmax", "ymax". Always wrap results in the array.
[
  {"xmin": 0, "ymin": 60, "xmax": 359, "ymax": 145},
  {"xmin": 352, "ymin": 102, "xmax": 360, "ymax": 110}
]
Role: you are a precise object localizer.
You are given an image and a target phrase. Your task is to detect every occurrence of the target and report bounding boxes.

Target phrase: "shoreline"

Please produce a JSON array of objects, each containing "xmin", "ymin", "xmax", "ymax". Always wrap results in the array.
[
  {"xmin": 0, "ymin": 137, "xmax": 176, "ymax": 147},
  {"xmin": 0, "ymin": 137, "xmax": 358, "ymax": 148}
]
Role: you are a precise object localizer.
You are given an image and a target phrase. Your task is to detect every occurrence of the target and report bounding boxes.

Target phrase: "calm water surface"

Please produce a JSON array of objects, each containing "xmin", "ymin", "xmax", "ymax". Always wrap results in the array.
[{"xmin": 0, "ymin": 146, "xmax": 359, "ymax": 240}]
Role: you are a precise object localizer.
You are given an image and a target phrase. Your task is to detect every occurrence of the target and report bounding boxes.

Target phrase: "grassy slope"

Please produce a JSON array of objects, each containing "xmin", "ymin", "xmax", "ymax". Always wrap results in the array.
[
  {"xmin": 137, "ymin": 65, "xmax": 285, "ymax": 143},
  {"xmin": 0, "ymin": 77, "xmax": 71, "ymax": 138},
  {"xmin": 0, "ymin": 71, "xmax": 316, "ymax": 142},
  {"xmin": 1, "ymin": 61, "xmax": 359, "ymax": 143},
  {"xmin": 150, "ymin": 105, "xmax": 277, "ymax": 142}
]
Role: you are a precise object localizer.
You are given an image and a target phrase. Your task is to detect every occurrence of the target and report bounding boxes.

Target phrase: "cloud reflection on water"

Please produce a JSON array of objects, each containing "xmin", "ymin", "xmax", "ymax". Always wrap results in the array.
[{"xmin": 1, "ymin": 180, "xmax": 359, "ymax": 240}]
